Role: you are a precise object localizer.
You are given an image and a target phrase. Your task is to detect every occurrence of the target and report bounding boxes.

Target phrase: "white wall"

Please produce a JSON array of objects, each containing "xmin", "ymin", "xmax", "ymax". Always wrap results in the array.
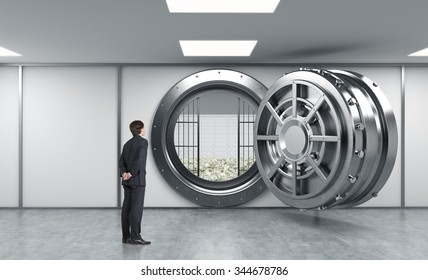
[
  {"xmin": 405, "ymin": 67, "xmax": 428, "ymax": 207},
  {"xmin": 0, "ymin": 65, "xmax": 409, "ymax": 207},
  {"xmin": 0, "ymin": 67, "xmax": 19, "ymax": 207},
  {"xmin": 22, "ymin": 67, "xmax": 118, "ymax": 207}
]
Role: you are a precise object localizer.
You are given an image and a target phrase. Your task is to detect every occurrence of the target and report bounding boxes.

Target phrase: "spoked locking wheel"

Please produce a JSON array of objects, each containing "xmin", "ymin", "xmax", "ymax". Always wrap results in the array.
[{"xmin": 254, "ymin": 68, "xmax": 398, "ymax": 209}]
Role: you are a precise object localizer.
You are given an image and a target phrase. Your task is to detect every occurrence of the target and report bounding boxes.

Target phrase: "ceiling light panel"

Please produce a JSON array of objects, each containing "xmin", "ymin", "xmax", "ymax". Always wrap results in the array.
[
  {"xmin": 179, "ymin": 40, "xmax": 257, "ymax": 56},
  {"xmin": 0, "ymin": 46, "xmax": 21, "ymax": 57},
  {"xmin": 409, "ymin": 47, "xmax": 428, "ymax": 56},
  {"xmin": 167, "ymin": 0, "xmax": 280, "ymax": 13}
]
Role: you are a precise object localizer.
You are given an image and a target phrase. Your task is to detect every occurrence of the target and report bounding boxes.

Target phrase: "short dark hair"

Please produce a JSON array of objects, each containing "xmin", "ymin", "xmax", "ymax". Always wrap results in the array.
[{"xmin": 129, "ymin": 120, "xmax": 144, "ymax": 136}]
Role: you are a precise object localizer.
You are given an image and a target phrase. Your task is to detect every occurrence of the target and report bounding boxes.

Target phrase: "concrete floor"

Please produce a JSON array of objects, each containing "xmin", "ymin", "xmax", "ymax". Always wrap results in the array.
[{"xmin": 0, "ymin": 208, "xmax": 427, "ymax": 260}]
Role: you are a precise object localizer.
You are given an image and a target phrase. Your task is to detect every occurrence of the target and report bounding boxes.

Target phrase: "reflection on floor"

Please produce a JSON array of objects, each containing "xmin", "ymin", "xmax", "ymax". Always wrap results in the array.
[{"xmin": 0, "ymin": 208, "xmax": 427, "ymax": 260}]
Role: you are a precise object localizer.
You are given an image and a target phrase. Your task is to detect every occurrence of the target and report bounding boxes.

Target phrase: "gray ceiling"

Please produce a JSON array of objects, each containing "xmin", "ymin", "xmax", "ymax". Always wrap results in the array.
[{"xmin": 1, "ymin": 0, "xmax": 428, "ymax": 64}]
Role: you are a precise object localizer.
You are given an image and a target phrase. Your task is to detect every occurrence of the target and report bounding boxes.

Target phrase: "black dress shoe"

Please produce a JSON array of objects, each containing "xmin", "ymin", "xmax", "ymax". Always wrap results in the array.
[
  {"xmin": 131, "ymin": 239, "xmax": 151, "ymax": 245},
  {"xmin": 122, "ymin": 238, "xmax": 131, "ymax": 244}
]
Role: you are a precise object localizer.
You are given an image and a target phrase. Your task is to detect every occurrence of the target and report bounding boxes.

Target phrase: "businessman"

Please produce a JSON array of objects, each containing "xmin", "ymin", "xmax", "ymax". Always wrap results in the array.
[{"xmin": 119, "ymin": 120, "xmax": 150, "ymax": 245}]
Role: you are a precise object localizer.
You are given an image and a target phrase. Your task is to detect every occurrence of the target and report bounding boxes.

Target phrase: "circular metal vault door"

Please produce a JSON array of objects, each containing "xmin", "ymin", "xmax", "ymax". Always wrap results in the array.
[
  {"xmin": 152, "ymin": 69, "xmax": 267, "ymax": 207},
  {"xmin": 254, "ymin": 68, "xmax": 398, "ymax": 210}
]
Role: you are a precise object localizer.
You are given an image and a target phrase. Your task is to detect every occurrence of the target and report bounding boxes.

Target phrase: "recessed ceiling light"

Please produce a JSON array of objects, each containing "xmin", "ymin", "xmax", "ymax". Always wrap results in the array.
[
  {"xmin": 0, "ymin": 46, "xmax": 22, "ymax": 57},
  {"xmin": 409, "ymin": 47, "xmax": 428, "ymax": 56},
  {"xmin": 179, "ymin": 40, "xmax": 257, "ymax": 56},
  {"xmin": 167, "ymin": 0, "xmax": 280, "ymax": 13}
]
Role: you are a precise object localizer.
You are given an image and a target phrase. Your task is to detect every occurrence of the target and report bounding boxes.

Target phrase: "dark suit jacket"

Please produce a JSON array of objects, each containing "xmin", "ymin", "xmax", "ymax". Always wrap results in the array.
[{"xmin": 119, "ymin": 135, "xmax": 148, "ymax": 186}]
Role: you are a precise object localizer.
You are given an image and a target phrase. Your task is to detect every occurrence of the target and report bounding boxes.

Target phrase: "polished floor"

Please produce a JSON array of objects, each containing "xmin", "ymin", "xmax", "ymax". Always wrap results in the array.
[{"xmin": 0, "ymin": 208, "xmax": 427, "ymax": 260}]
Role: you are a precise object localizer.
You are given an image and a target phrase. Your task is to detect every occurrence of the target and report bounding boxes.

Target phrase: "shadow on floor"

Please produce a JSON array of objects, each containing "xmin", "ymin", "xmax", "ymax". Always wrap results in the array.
[{"xmin": 273, "ymin": 209, "xmax": 374, "ymax": 232}]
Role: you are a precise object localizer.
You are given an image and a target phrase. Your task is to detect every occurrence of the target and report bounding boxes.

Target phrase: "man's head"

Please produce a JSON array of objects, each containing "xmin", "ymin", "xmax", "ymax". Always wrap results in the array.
[{"xmin": 130, "ymin": 120, "xmax": 145, "ymax": 136}]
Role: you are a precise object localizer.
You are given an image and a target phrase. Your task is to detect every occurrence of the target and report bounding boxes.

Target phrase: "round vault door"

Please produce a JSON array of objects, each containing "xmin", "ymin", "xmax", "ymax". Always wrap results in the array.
[
  {"xmin": 151, "ymin": 69, "xmax": 267, "ymax": 207},
  {"xmin": 255, "ymin": 68, "xmax": 398, "ymax": 209},
  {"xmin": 152, "ymin": 68, "xmax": 398, "ymax": 209}
]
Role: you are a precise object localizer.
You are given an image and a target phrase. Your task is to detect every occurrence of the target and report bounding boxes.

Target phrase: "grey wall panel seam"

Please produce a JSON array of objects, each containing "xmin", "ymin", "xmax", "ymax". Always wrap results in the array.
[
  {"xmin": 401, "ymin": 66, "xmax": 405, "ymax": 208},
  {"xmin": 117, "ymin": 66, "xmax": 122, "ymax": 207},
  {"xmin": 18, "ymin": 66, "xmax": 23, "ymax": 208}
]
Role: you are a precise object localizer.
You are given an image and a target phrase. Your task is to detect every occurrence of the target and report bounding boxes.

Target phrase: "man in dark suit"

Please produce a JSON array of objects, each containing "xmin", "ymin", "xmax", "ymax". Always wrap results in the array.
[{"xmin": 119, "ymin": 120, "xmax": 150, "ymax": 245}]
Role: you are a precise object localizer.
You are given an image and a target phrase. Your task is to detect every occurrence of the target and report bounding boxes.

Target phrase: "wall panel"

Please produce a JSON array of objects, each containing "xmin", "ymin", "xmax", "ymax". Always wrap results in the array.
[
  {"xmin": 405, "ymin": 67, "xmax": 428, "ymax": 206},
  {"xmin": 0, "ymin": 67, "xmax": 19, "ymax": 207},
  {"xmin": 23, "ymin": 67, "xmax": 117, "ymax": 207}
]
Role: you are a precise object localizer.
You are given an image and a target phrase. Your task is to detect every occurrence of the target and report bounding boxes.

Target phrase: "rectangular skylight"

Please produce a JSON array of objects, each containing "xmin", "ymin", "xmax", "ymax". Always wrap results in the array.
[
  {"xmin": 0, "ymin": 46, "xmax": 21, "ymax": 57},
  {"xmin": 179, "ymin": 40, "xmax": 257, "ymax": 56},
  {"xmin": 409, "ymin": 47, "xmax": 428, "ymax": 56},
  {"xmin": 167, "ymin": 0, "xmax": 280, "ymax": 13}
]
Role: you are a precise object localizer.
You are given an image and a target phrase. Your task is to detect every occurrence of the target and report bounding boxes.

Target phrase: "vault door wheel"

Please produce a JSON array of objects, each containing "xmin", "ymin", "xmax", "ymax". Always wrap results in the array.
[{"xmin": 255, "ymin": 69, "xmax": 398, "ymax": 210}]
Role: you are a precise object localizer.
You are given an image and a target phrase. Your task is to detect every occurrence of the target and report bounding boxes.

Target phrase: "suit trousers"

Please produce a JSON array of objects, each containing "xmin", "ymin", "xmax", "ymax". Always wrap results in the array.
[{"xmin": 121, "ymin": 185, "xmax": 146, "ymax": 240}]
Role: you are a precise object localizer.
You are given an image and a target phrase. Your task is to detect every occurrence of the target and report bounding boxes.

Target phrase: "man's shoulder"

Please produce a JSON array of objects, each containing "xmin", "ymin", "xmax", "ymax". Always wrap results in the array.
[
  {"xmin": 123, "ymin": 136, "xmax": 138, "ymax": 147},
  {"xmin": 124, "ymin": 137, "xmax": 135, "ymax": 145},
  {"xmin": 139, "ymin": 137, "xmax": 148, "ymax": 149},
  {"xmin": 133, "ymin": 136, "xmax": 148, "ymax": 145}
]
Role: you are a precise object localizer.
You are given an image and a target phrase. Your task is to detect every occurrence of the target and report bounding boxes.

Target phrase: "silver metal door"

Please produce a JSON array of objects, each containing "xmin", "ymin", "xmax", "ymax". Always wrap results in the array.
[{"xmin": 254, "ymin": 68, "xmax": 398, "ymax": 209}]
